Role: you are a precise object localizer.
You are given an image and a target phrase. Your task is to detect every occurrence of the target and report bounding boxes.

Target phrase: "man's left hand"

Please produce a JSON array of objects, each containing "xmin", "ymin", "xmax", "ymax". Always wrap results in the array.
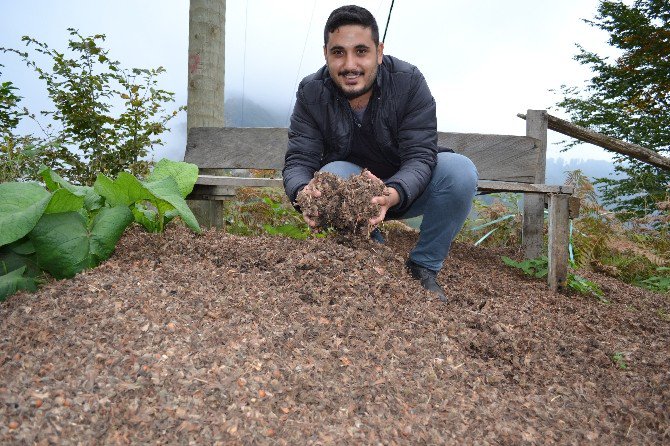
[{"xmin": 365, "ymin": 170, "xmax": 400, "ymax": 226}]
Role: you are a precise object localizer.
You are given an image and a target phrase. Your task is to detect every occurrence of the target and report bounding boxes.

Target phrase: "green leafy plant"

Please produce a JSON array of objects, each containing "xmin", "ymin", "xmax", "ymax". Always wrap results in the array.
[
  {"xmin": 501, "ymin": 256, "xmax": 548, "ymax": 278},
  {"xmin": 637, "ymin": 267, "xmax": 670, "ymax": 293},
  {"xmin": 611, "ymin": 352, "xmax": 628, "ymax": 370},
  {"xmin": 502, "ymin": 256, "xmax": 606, "ymax": 300},
  {"xmin": 0, "ymin": 159, "xmax": 200, "ymax": 301},
  {"xmin": 261, "ymin": 196, "xmax": 315, "ymax": 240},
  {"xmin": 94, "ymin": 159, "xmax": 200, "ymax": 233},
  {"xmin": 222, "ymin": 188, "xmax": 325, "ymax": 240},
  {"xmin": 1, "ymin": 64, "xmax": 44, "ymax": 182},
  {"xmin": 459, "ymin": 193, "xmax": 522, "ymax": 247},
  {"xmin": 1, "ymin": 29, "xmax": 184, "ymax": 185}
]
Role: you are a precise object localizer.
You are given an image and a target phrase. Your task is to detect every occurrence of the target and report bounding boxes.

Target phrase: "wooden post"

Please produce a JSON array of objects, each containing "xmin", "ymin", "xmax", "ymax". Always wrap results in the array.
[
  {"xmin": 522, "ymin": 110, "xmax": 548, "ymax": 259},
  {"xmin": 187, "ymin": 0, "xmax": 226, "ymax": 130},
  {"xmin": 187, "ymin": 0, "xmax": 226, "ymax": 227},
  {"xmin": 548, "ymin": 194, "xmax": 570, "ymax": 291}
]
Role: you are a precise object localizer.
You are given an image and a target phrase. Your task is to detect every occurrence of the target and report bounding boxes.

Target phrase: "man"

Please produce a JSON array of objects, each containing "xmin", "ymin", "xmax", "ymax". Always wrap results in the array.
[{"xmin": 283, "ymin": 5, "xmax": 478, "ymax": 302}]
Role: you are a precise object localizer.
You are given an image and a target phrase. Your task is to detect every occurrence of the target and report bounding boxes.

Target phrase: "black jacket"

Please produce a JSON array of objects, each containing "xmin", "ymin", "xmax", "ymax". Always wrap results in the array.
[{"xmin": 283, "ymin": 55, "xmax": 438, "ymax": 215}]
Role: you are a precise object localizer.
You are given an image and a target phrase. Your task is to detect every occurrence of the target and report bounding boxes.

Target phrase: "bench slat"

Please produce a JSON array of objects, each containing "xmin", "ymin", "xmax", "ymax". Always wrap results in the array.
[
  {"xmin": 438, "ymin": 132, "xmax": 540, "ymax": 183},
  {"xmin": 186, "ymin": 127, "xmax": 543, "ymax": 184},
  {"xmin": 191, "ymin": 175, "xmax": 573, "ymax": 196},
  {"xmin": 185, "ymin": 127, "xmax": 287, "ymax": 169}
]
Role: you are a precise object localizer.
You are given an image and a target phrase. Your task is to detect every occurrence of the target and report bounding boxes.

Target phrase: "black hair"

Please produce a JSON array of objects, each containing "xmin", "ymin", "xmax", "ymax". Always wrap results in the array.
[{"xmin": 324, "ymin": 5, "xmax": 379, "ymax": 46}]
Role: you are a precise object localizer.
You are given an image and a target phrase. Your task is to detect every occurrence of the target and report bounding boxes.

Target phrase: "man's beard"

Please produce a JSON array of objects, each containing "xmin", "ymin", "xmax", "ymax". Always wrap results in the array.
[
  {"xmin": 338, "ymin": 68, "xmax": 377, "ymax": 100},
  {"xmin": 341, "ymin": 80, "xmax": 375, "ymax": 100}
]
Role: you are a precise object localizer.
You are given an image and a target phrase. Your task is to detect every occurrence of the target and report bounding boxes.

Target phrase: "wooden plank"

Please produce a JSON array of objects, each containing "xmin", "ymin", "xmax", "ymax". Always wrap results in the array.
[
  {"xmin": 185, "ymin": 127, "xmax": 543, "ymax": 184},
  {"xmin": 187, "ymin": 198, "xmax": 224, "ymax": 228},
  {"xmin": 438, "ymin": 132, "xmax": 541, "ymax": 183},
  {"xmin": 196, "ymin": 175, "xmax": 283, "ymax": 188},
  {"xmin": 189, "ymin": 184, "xmax": 240, "ymax": 199},
  {"xmin": 193, "ymin": 175, "xmax": 573, "ymax": 195},
  {"xmin": 523, "ymin": 194, "xmax": 545, "ymax": 259},
  {"xmin": 185, "ymin": 127, "xmax": 288, "ymax": 169},
  {"xmin": 548, "ymin": 194, "xmax": 570, "ymax": 291},
  {"xmin": 477, "ymin": 181, "xmax": 573, "ymax": 194},
  {"xmin": 522, "ymin": 110, "xmax": 549, "ymax": 259},
  {"xmin": 524, "ymin": 110, "xmax": 548, "ymax": 183}
]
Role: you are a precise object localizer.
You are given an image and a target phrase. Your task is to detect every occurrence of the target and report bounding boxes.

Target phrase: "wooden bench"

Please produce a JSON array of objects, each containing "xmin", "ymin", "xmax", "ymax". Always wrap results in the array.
[{"xmin": 184, "ymin": 110, "xmax": 577, "ymax": 291}]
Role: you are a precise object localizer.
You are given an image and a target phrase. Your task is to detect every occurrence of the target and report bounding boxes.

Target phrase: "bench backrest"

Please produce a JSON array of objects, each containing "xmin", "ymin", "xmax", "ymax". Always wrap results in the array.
[{"xmin": 185, "ymin": 127, "xmax": 544, "ymax": 184}]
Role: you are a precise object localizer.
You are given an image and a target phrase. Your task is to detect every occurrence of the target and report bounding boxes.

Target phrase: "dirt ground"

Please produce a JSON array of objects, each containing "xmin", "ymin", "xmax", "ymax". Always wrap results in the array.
[{"xmin": 1, "ymin": 225, "xmax": 668, "ymax": 445}]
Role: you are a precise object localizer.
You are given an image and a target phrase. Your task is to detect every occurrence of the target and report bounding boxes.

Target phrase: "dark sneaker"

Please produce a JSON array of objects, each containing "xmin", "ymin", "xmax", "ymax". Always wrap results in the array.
[
  {"xmin": 370, "ymin": 227, "xmax": 385, "ymax": 244},
  {"xmin": 405, "ymin": 259, "xmax": 447, "ymax": 302}
]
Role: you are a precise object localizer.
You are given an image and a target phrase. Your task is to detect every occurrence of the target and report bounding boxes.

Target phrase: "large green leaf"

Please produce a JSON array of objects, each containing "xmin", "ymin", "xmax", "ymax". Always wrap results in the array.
[
  {"xmin": 0, "ymin": 266, "xmax": 38, "ymax": 301},
  {"xmin": 1, "ymin": 239, "xmax": 40, "ymax": 278},
  {"xmin": 40, "ymin": 166, "xmax": 103, "ymax": 211},
  {"xmin": 44, "ymin": 188, "xmax": 85, "ymax": 214},
  {"xmin": 143, "ymin": 176, "xmax": 201, "ymax": 233},
  {"xmin": 0, "ymin": 182, "xmax": 51, "ymax": 246},
  {"xmin": 30, "ymin": 206, "xmax": 133, "ymax": 279},
  {"xmin": 148, "ymin": 159, "xmax": 199, "ymax": 198},
  {"xmin": 94, "ymin": 172, "xmax": 153, "ymax": 206},
  {"xmin": 39, "ymin": 165, "xmax": 84, "ymax": 195}
]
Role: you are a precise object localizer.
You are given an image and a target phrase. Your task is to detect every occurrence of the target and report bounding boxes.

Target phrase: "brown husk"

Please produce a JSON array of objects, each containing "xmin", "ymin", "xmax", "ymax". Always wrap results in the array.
[{"xmin": 0, "ymin": 224, "xmax": 668, "ymax": 445}]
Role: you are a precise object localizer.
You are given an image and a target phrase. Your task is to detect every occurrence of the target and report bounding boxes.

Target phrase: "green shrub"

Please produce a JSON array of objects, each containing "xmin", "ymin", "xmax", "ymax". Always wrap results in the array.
[
  {"xmin": 0, "ymin": 159, "xmax": 200, "ymax": 301},
  {"xmin": 1, "ymin": 29, "xmax": 184, "ymax": 185}
]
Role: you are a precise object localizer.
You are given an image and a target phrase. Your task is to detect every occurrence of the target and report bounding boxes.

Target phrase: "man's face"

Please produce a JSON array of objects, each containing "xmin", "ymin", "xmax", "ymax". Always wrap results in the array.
[{"xmin": 324, "ymin": 25, "xmax": 384, "ymax": 101}]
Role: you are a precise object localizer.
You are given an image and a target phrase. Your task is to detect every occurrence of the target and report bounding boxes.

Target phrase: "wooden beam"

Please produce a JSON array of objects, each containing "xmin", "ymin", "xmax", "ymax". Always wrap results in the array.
[
  {"xmin": 477, "ymin": 180, "xmax": 573, "ymax": 195},
  {"xmin": 522, "ymin": 110, "xmax": 549, "ymax": 259},
  {"xmin": 193, "ymin": 175, "xmax": 573, "ymax": 195},
  {"xmin": 186, "ymin": 127, "xmax": 545, "ymax": 183},
  {"xmin": 518, "ymin": 112, "xmax": 670, "ymax": 171},
  {"xmin": 548, "ymin": 194, "xmax": 570, "ymax": 291},
  {"xmin": 187, "ymin": 0, "xmax": 226, "ymax": 130}
]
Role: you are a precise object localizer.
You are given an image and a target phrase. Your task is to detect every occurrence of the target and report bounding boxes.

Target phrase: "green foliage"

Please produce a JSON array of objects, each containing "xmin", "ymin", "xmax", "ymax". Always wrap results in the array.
[
  {"xmin": 1, "ymin": 29, "xmax": 184, "ymax": 185},
  {"xmin": 568, "ymin": 170, "xmax": 669, "ymax": 292},
  {"xmin": 637, "ymin": 267, "xmax": 670, "ymax": 293},
  {"xmin": 554, "ymin": 0, "xmax": 670, "ymax": 220},
  {"xmin": 0, "ymin": 64, "xmax": 44, "ymax": 182},
  {"xmin": 93, "ymin": 159, "xmax": 200, "ymax": 233},
  {"xmin": 0, "ymin": 66, "xmax": 24, "ymax": 133},
  {"xmin": 222, "ymin": 188, "xmax": 325, "ymax": 239},
  {"xmin": 502, "ymin": 256, "xmax": 606, "ymax": 300},
  {"xmin": 30, "ymin": 207, "xmax": 133, "ymax": 279},
  {"xmin": 457, "ymin": 193, "xmax": 522, "ymax": 247},
  {"xmin": 501, "ymin": 256, "xmax": 548, "ymax": 278},
  {"xmin": 0, "ymin": 160, "xmax": 200, "ymax": 301},
  {"xmin": 611, "ymin": 352, "xmax": 628, "ymax": 370},
  {"xmin": 0, "ymin": 266, "xmax": 38, "ymax": 299}
]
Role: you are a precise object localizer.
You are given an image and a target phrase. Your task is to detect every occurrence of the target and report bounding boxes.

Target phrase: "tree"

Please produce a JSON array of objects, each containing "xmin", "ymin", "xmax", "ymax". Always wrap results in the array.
[
  {"xmin": 0, "ymin": 65, "xmax": 42, "ymax": 183},
  {"xmin": 555, "ymin": 0, "xmax": 670, "ymax": 220},
  {"xmin": 1, "ymin": 29, "xmax": 184, "ymax": 185}
]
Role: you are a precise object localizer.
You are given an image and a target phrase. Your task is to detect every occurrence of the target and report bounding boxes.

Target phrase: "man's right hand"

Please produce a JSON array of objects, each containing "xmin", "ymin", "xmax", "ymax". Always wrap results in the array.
[{"xmin": 299, "ymin": 178, "xmax": 322, "ymax": 228}]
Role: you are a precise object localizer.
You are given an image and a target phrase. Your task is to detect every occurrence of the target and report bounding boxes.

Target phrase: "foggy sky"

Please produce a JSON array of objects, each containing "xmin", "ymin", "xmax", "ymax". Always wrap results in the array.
[{"xmin": 0, "ymin": 0, "xmax": 614, "ymax": 162}]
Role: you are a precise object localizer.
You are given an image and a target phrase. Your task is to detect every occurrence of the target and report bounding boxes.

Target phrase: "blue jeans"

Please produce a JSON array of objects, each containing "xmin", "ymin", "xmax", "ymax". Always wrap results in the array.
[{"xmin": 321, "ymin": 152, "xmax": 478, "ymax": 271}]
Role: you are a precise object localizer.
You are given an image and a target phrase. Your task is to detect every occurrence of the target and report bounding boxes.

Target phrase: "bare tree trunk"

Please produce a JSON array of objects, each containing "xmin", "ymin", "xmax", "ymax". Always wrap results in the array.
[
  {"xmin": 187, "ymin": 0, "xmax": 226, "ymax": 130},
  {"xmin": 518, "ymin": 112, "xmax": 670, "ymax": 171}
]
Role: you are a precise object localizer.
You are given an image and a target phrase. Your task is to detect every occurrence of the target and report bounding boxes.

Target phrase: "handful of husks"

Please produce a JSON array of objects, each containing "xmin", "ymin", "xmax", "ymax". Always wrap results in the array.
[{"xmin": 296, "ymin": 170, "xmax": 387, "ymax": 235}]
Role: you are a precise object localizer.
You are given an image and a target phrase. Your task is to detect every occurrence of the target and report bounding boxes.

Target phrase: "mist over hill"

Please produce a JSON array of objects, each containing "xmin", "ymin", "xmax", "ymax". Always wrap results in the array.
[
  {"xmin": 224, "ymin": 96, "xmax": 286, "ymax": 127},
  {"xmin": 546, "ymin": 157, "xmax": 620, "ymax": 186}
]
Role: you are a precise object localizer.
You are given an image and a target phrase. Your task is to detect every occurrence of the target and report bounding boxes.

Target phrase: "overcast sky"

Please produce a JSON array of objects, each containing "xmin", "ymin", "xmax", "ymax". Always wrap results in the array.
[{"xmin": 1, "ymin": 0, "xmax": 616, "ymax": 162}]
